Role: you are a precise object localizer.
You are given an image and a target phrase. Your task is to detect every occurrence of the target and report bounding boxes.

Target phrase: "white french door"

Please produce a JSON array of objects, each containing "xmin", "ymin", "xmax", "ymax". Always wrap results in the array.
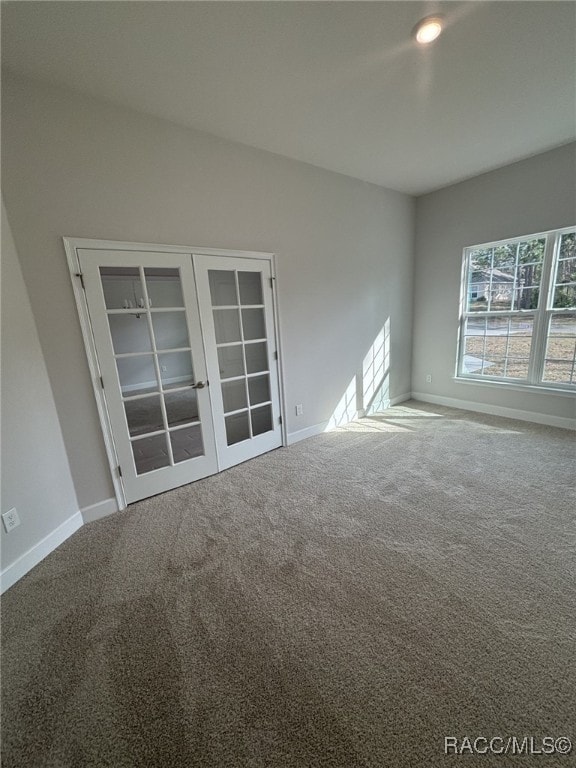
[
  {"xmin": 194, "ymin": 255, "xmax": 283, "ymax": 470},
  {"xmin": 76, "ymin": 245, "xmax": 283, "ymax": 505}
]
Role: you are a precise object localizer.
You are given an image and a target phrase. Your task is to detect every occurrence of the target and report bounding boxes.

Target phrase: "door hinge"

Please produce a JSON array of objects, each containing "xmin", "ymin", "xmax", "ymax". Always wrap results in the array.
[
  {"xmin": 279, "ymin": 415, "xmax": 283, "ymax": 425},
  {"xmin": 269, "ymin": 277, "xmax": 275, "ymax": 289},
  {"xmin": 117, "ymin": 465, "xmax": 123, "ymax": 478},
  {"xmin": 75, "ymin": 272, "xmax": 85, "ymax": 290},
  {"xmin": 274, "ymin": 350, "xmax": 278, "ymax": 360},
  {"xmin": 99, "ymin": 376, "xmax": 104, "ymax": 389}
]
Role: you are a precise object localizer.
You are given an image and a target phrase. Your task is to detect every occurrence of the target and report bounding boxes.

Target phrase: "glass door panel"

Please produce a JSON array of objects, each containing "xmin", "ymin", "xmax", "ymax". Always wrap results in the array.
[
  {"xmin": 144, "ymin": 268, "xmax": 184, "ymax": 307},
  {"xmin": 116, "ymin": 355, "xmax": 158, "ymax": 396},
  {"xmin": 151, "ymin": 312, "xmax": 190, "ymax": 350},
  {"xmin": 244, "ymin": 342, "xmax": 268, "ymax": 374},
  {"xmin": 248, "ymin": 374, "xmax": 271, "ymax": 406},
  {"xmin": 225, "ymin": 412, "xmax": 251, "ymax": 445},
  {"xmin": 217, "ymin": 344, "xmax": 245, "ymax": 378},
  {"xmin": 124, "ymin": 395, "xmax": 164, "ymax": 437},
  {"xmin": 209, "ymin": 270, "xmax": 238, "ymax": 306},
  {"xmin": 108, "ymin": 314, "xmax": 152, "ymax": 354},
  {"xmin": 242, "ymin": 308, "xmax": 266, "ymax": 340},
  {"xmin": 238, "ymin": 271, "xmax": 263, "ymax": 305},
  {"xmin": 100, "ymin": 267, "xmax": 144, "ymax": 309},
  {"xmin": 131, "ymin": 433, "xmax": 171, "ymax": 475},
  {"xmin": 164, "ymin": 389, "xmax": 199, "ymax": 428},
  {"xmin": 170, "ymin": 425, "xmax": 204, "ymax": 463},
  {"xmin": 221, "ymin": 379, "xmax": 248, "ymax": 413},
  {"xmin": 158, "ymin": 351, "xmax": 194, "ymax": 389},
  {"xmin": 251, "ymin": 405, "xmax": 273, "ymax": 436},
  {"xmin": 213, "ymin": 309, "xmax": 242, "ymax": 343}
]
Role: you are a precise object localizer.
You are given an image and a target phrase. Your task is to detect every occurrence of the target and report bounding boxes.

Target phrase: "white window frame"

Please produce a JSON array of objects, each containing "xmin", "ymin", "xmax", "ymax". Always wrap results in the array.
[{"xmin": 456, "ymin": 225, "xmax": 576, "ymax": 392}]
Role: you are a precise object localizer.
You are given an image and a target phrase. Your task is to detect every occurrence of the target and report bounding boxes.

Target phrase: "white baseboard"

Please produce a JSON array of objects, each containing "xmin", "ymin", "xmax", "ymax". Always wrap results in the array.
[
  {"xmin": 81, "ymin": 497, "xmax": 119, "ymax": 523},
  {"xmin": 286, "ymin": 393, "xmax": 413, "ymax": 445},
  {"xmin": 411, "ymin": 392, "xmax": 576, "ymax": 430},
  {"xmin": 0, "ymin": 511, "xmax": 83, "ymax": 594},
  {"xmin": 287, "ymin": 420, "xmax": 330, "ymax": 445}
]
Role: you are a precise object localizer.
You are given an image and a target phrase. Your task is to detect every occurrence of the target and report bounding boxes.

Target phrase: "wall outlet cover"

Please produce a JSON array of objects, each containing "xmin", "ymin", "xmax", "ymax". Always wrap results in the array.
[{"xmin": 2, "ymin": 508, "xmax": 21, "ymax": 533}]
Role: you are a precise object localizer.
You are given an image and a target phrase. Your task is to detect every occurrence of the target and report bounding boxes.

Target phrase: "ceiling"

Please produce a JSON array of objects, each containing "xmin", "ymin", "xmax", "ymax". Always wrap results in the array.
[{"xmin": 2, "ymin": 1, "xmax": 575, "ymax": 195}]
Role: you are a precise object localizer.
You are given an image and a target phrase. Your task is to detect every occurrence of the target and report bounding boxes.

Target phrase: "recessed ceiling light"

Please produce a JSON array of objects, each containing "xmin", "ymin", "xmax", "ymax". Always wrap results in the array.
[{"xmin": 413, "ymin": 15, "xmax": 444, "ymax": 45}]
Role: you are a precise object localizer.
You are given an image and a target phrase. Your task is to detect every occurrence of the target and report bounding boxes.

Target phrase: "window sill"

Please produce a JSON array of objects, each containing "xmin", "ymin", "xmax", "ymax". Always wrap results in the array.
[{"xmin": 453, "ymin": 376, "xmax": 576, "ymax": 398}]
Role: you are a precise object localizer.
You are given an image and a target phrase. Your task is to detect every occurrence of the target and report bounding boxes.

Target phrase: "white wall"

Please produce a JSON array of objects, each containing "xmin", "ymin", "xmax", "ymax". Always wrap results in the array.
[
  {"xmin": 412, "ymin": 144, "xmax": 576, "ymax": 425},
  {"xmin": 1, "ymin": 72, "xmax": 415, "ymax": 510},
  {"xmin": 1, "ymin": 200, "xmax": 80, "ymax": 588}
]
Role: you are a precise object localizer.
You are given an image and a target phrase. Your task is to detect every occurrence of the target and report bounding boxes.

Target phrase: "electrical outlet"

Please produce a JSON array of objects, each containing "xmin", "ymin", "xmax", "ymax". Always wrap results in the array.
[
  {"xmin": 2, "ymin": 508, "xmax": 20, "ymax": 533},
  {"xmin": 426, "ymin": 374, "xmax": 432, "ymax": 383},
  {"xmin": 295, "ymin": 404, "xmax": 303, "ymax": 416}
]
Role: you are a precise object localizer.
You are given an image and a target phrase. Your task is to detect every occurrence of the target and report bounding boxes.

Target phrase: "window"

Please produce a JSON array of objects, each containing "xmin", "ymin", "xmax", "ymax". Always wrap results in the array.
[{"xmin": 457, "ymin": 227, "xmax": 576, "ymax": 391}]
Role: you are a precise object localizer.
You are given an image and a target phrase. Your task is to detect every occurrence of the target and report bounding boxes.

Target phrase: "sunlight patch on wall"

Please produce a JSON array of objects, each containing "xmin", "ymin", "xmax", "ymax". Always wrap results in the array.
[
  {"xmin": 325, "ymin": 375, "xmax": 358, "ymax": 431},
  {"xmin": 363, "ymin": 319, "xmax": 391, "ymax": 416},
  {"xmin": 325, "ymin": 320, "xmax": 392, "ymax": 431}
]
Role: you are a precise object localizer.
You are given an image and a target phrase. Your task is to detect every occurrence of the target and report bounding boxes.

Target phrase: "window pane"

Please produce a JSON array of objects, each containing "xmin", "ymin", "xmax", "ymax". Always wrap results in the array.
[
  {"xmin": 145, "ymin": 268, "xmax": 184, "ymax": 308},
  {"xmin": 553, "ymin": 236, "xmax": 576, "ymax": 309},
  {"xmin": 466, "ymin": 238, "xmax": 545, "ymax": 312},
  {"xmin": 492, "ymin": 244, "xmax": 515, "ymax": 268},
  {"xmin": 504, "ymin": 360, "xmax": 530, "ymax": 379},
  {"xmin": 461, "ymin": 316, "xmax": 533, "ymax": 379},
  {"xmin": 518, "ymin": 238, "xmax": 545, "ymax": 264},
  {"xmin": 544, "ymin": 315, "xmax": 576, "ymax": 385},
  {"xmin": 549, "ymin": 315, "xmax": 576, "ymax": 337},
  {"xmin": 559, "ymin": 231, "xmax": 576, "ymax": 260},
  {"xmin": 553, "ymin": 285, "xmax": 576, "ymax": 309},
  {"xmin": 506, "ymin": 337, "xmax": 532, "ymax": 357},
  {"xmin": 542, "ymin": 361, "xmax": 574, "ymax": 385}
]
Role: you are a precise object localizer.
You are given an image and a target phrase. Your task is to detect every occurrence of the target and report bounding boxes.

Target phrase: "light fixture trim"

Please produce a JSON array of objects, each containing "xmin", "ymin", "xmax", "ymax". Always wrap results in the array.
[{"xmin": 412, "ymin": 14, "xmax": 445, "ymax": 45}]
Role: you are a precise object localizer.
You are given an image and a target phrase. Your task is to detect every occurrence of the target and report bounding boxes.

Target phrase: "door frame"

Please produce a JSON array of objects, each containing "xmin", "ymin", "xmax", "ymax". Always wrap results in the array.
[{"xmin": 64, "ymin": 237, "xmax": 288, "ymax": 510}]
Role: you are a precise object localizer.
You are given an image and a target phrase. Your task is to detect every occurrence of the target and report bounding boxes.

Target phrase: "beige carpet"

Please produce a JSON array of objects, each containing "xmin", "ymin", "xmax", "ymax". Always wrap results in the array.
[{"xmin": 1, "ymin": 402, "xmax": 575, "ymax": 767}]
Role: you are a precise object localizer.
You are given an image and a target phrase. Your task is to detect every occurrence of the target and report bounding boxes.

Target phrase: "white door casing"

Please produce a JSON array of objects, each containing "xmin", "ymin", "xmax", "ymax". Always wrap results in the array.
[{"xmin": 66, "ymin": 239, "xmax": 286, "ymax": 508}]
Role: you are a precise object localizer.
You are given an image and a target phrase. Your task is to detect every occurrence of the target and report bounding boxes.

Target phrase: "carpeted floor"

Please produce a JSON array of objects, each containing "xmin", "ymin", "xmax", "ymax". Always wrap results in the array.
[{"xmin": 1, "ymin": 402, "xmax": 575, "ymax": 767}]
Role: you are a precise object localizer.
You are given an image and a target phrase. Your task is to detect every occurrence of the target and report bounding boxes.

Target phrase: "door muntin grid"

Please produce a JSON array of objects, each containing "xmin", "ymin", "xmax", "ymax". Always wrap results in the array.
[
  {"xmin": 208, "ymin": 269, "xmax": 273, "ymax": 446},
  {"xmin": 100, "ymin": 266, "xmax": 205, "ymax": 474}
]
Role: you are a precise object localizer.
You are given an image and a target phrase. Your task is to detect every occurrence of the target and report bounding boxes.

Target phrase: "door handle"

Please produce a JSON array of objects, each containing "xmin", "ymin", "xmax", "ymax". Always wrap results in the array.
[{"xmin": 192, "ymin": 381, "xmax": 207, "ymax": 389}]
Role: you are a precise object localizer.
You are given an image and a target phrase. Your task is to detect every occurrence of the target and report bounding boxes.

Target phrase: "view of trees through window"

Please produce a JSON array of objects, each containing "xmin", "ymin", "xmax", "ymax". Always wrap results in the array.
[{"xmin": 459, "ymin": 228, "xmax": 576, "ymax": 388}]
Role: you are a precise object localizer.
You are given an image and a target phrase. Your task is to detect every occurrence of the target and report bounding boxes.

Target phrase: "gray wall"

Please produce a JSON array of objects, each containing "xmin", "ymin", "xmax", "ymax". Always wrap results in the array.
[
  {"xmin": 2, "ymin": 72, "xmax": 415, "ymax": 510},
  {"xmin": 413, "ymin": 144, "xmax": 576, "ymax": 422},
  {"xmin": 1, "ymin": 200, "xmax": 79, "ymax": 572}
]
